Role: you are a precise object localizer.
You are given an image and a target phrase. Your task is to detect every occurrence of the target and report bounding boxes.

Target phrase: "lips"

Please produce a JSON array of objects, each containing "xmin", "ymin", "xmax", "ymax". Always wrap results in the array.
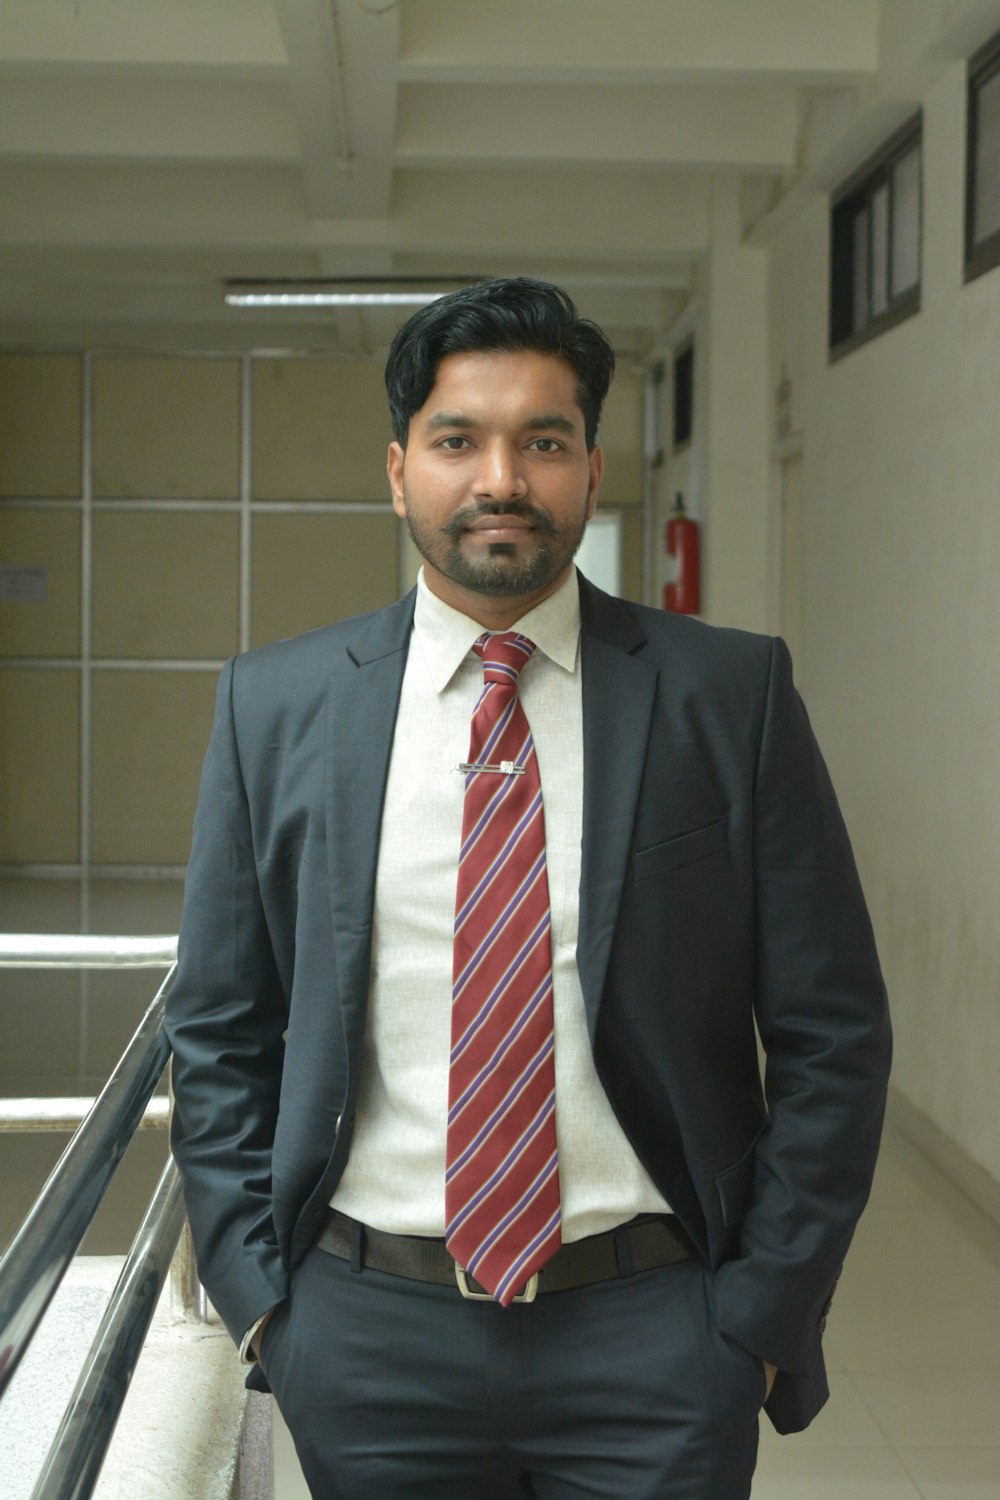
[
  {"xmin": 466, "ymin": 517, "xmax": 532, "ymax": 534},
  {"xmin": 442, "ymin": 502, "xmax": 555, "ymax": 542}
]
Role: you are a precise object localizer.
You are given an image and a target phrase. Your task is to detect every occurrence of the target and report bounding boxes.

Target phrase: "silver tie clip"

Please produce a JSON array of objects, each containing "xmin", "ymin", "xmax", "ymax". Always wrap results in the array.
[{"xmin": 456, "ymin": 760, "xmax": 525, "ymax": 776}]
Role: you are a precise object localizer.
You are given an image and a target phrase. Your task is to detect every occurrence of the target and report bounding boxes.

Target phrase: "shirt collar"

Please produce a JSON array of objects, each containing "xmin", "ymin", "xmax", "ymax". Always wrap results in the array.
[{"xmin": 413, "ymin": 566, "xmax": 582, "ymax": 693}]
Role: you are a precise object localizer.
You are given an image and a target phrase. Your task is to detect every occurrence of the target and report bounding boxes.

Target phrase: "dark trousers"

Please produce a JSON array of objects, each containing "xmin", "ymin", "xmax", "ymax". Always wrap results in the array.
[{"xmin": 260, "ymin": 1245, "xmax": 763, "ymax": 1499}]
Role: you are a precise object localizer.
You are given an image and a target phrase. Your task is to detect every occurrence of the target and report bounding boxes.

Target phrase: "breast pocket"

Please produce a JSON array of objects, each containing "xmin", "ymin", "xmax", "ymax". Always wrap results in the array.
[{"xmin": 633, "ymin": 817, "xmax": 727, "ymax": 883}]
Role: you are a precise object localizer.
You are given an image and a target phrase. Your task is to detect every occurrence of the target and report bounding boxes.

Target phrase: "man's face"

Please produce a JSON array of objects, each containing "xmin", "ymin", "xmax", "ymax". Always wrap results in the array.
[{"xmin": 388, "ymin": 349, "xmax": 603, "ymax": 624}]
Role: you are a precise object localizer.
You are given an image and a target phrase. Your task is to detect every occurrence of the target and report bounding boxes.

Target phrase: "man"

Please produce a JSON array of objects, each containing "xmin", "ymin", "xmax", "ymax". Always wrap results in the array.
[{"xmin": 166, "ymin": 278, "xmax": 891, "ymax": 1499}]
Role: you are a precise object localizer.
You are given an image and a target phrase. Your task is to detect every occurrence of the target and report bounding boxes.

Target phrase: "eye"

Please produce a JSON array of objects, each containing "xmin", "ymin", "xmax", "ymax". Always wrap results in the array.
[
  {"xmin": 436, "ymin": 435, "xmax": 473, "ymax": 451},
  {"xmin": 528, "ymin": 437, "xmax": 565, "ymax": 453}
]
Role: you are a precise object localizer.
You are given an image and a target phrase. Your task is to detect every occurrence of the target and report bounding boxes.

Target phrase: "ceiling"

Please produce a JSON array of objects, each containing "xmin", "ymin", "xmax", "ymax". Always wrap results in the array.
[{"xmin": 2, "ymin": 0, "xmax": 998, "ymax": 360}]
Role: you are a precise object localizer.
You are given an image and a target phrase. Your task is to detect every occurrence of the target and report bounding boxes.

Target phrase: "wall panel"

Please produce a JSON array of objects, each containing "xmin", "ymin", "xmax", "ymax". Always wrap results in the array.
[
  {"xmin": 0, "ymin": 669, "xmax": 80, "ymax": 862},
  {"xmin": 92, "ymin": 511, "xmax": 239, "ymax": 659},
  {"xmin": 252, "ymin": 511, "xmax": 400, "ymax": 645},
  {"xmin": 90, "ymin": 669, "xmax": 218, "ymax": 865},
  {"xmin": 0, "ymin": 508, "xmax": 81, "ymax": 657},
  {"xmin": 0, "ymin": 355, "xmax": 81, "ymax": 498},
  {"xmin": 93, "ymin": 357, "xmax": 240, "ymax": 499},
  {"xmin": 252, "ymin": 359, "xmax": 391, "ymax": 501}
]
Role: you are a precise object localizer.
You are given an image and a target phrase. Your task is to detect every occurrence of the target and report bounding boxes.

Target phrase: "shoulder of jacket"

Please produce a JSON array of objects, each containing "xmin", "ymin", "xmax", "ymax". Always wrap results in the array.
[
  {"xmin": 230, "ymin": 590, "xmax": 415, "ymax": 680},
  {"xmin": 583, "ymin": 578, "xmax": 777, "ymax": 668}
]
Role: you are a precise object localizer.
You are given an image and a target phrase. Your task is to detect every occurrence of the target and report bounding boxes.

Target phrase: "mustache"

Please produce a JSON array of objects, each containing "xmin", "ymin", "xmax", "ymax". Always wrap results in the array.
[{"xmin": 440, "ymin": 500, "xmax": 557, "ymax": 540}]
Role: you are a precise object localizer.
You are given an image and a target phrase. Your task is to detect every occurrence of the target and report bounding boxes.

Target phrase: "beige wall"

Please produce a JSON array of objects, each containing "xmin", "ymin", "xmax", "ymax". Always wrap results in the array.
[
  {"xmin": 93, "ymin": 357, "xmax": 241, "ymax": 499},
  {"xmin": 0, "ymin": 355, "xmax": 81, "ymax": 497},
  {"xmin": 0, "ymin": 351, "xmax": 406, "ymax": 1095},
  {"xmin": 765, "ymin": 63, "xmax": 1000, "ymax": 1184},
  {"xmin": 701, "ymin": 179, "xmax": 771, "ymax": 631},
  {"xmin": 252, "ymin": 359, "xmax": 391, "ymax": 500}
]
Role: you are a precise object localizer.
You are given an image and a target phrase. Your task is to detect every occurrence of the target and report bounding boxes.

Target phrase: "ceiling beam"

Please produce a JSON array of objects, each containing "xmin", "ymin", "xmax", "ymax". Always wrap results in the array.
[
  {"xmin": 0, "ymin": 0, "xmax": 284, "ymax": 70},
  {"xmin": 399, "ymin": 0, "xmax": 880, "ymax": 85},
  {"xmin": 270, "ymin": 0, "xmax": 399, "ymax": 219},
  {"xmin": 0, "ymin": 76, "xmax": 298, "ymax": 163},
  {"xmin": 385, "ymin": 169, "xmax": 710, "ymax": 260},
  {"xmin": 0, "ymin": 160, "xmax": 710, "ymax": 260},
  {"xmin": 395, "ymin": 83, "xmax": 800, "ymax": 171}
]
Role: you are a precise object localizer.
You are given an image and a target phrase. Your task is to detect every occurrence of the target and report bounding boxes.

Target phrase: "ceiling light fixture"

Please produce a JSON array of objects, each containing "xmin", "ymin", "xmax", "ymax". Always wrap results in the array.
[
  {"xmin": 225, "ymin": 290, "xmax": 449, "ymax": 308},
  {"xmin": 223, "ymin": 276, "xmax": 480, "ymax": 310}
]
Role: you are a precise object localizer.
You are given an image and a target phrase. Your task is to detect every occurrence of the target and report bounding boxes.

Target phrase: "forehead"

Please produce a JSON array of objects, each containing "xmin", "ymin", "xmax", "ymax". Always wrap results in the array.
[{"xmin": 417, "ymin": 349, "xmax": 582, "ymax": 424}]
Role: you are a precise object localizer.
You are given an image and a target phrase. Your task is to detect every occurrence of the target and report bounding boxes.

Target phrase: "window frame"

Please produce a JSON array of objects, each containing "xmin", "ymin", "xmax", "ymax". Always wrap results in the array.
[
  {"xmin": 965, "ymin": 30, "xmax": 1000, "ymax": 284},
  {"xmin": 828, "ymin": 115, "xmax": 923, "ymax": 361}
]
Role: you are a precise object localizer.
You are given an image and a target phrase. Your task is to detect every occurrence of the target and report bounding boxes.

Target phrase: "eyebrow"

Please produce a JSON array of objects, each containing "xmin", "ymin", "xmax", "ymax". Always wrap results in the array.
[
  {"xmin": 525, "ymin": 412, "xmax": 577, "ymax": 436},
  {"xmin": 423, "ymin": 410, "xmax": 578, "ymax": 435},
  {"xmin": 424, "ymin": 411, "xmax": 477, "ymax": 431}
]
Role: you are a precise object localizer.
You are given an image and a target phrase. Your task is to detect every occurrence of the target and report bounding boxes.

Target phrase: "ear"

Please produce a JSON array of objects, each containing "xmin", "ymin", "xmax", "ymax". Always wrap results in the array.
[
  {"xmin": 586, "ymin": 445, "xmax": 604, "ymax": 520},
  {"xmin": 387, "ymin": 441, "xmax": 406, "ymax": 518}
]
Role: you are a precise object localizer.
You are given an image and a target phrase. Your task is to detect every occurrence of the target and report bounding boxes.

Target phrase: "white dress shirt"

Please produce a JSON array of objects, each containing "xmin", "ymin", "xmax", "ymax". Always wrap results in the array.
[{"xmin": 330, "ymin": 566, "xmax": 670, "ymax": 1241}]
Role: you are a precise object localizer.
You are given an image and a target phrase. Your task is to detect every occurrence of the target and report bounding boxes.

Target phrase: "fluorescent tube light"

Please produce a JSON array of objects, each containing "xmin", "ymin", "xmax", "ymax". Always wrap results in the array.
[{"xmin": 225, "ymin": 290, "xmax": 448, "ymax": 308}]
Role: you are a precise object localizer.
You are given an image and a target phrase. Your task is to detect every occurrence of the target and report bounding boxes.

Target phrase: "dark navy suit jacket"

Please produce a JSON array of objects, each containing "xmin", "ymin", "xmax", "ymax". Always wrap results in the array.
[{"xmin": 166, "ymin": 574, "xmax": 891, "ymax": 1434}]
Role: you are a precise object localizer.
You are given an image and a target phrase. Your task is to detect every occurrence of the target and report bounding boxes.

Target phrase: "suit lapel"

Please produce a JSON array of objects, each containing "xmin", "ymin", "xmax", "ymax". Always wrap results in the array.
[
  {"xmin": 577, "ymin": 577, "xmax": 658, "ymax": 1041},
  {"xmin": 325, "ymin": 591, "xmax": 416, "ymax": 1054}
]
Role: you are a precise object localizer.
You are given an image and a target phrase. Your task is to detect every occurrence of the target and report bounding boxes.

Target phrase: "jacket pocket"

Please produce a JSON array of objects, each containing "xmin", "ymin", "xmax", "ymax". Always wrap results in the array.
[
  {"xmin": 714, "ymin": 1123, "xmax": 765, "ymax": 1228},
  {"xmin": 633, "ymin": 817, "xmax": 727, "ymax": 882}
]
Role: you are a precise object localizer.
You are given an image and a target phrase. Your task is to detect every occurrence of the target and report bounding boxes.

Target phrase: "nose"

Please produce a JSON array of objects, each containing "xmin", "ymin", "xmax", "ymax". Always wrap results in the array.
[{"xmin": 472, "ymin": 440, "xmax": 527, "ymax": 502}]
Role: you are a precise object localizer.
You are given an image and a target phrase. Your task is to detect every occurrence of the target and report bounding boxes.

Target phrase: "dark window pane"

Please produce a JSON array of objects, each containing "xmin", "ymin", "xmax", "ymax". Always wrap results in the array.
[
  {"xmin": 891, "ymin": 146, "xmax": 921, "ymax": 294},
  {"xmin": 673, "ymin": 344, "xmax": 693, "ymax": 448},
  {"xmin": 973, "ymin": 66, "xmax": 1000, "ymax": 245},
  {"xmin": 871, "ymin": 182, "xmax": 890, "ymax": 317},
  {"xmin": 852, "ymin": 206, "xmax": 870, "ymax": 332}
]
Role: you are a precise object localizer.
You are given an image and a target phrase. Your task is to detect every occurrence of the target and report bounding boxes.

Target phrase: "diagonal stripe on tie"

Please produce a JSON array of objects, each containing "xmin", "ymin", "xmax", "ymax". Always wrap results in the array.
[{"xmin": 445, "ymin": 631, "xmax": 562, "ymax": 1305}]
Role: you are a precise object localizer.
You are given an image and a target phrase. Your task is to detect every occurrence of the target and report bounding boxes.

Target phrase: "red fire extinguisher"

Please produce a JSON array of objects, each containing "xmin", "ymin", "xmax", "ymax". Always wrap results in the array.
[{"xmin": 664, "ymin": 493, "xmax": 700, "ymax": 614}]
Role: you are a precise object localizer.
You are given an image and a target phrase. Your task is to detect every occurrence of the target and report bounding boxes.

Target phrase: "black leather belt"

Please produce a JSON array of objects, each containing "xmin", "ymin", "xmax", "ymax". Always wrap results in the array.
[{"xmin": 317, "ymin": 1209, "xmax": 695, "ymax": 1301}]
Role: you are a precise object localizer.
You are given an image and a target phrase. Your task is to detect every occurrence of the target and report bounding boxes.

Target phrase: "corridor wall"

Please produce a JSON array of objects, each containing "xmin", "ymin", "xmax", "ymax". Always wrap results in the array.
[{"xmin": 764, "ymin": 62, "xmax": 1000, "ymax": 1188}]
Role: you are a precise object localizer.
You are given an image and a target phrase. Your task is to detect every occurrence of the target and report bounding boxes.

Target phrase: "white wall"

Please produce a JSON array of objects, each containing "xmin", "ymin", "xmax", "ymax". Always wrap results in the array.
[
  {"xmin": 766, "ymin": 62, "xmax": 1000, "ymax": 1184},
  {"xmin": 701, "ymin": 178, "xmax": 772, "ymax": 631}
]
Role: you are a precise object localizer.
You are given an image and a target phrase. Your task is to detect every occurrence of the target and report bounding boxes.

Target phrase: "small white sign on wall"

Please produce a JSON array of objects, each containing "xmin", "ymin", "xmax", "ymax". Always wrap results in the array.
[
  {"xmin": 576, "ymin": 512, "xmax": 623, "ymax": 597},
  {"xmin": 0, "ymin": 565, "xmax": 48, "ymax": 603}
]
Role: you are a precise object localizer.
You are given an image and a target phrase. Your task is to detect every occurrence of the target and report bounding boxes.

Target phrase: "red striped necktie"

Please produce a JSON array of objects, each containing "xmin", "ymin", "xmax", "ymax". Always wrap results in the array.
[{"xmin": 445, "ymin": 631, "xmax": 561, "ymax": 1305}]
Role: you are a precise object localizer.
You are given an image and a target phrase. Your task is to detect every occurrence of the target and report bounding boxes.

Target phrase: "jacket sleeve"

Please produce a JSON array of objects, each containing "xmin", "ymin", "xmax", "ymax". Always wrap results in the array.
[
  {"xmin": 711, "ymin": 636, "xmax": 891, "ymax": 1376},
  {"xmin": 165, "ymin": 657, "xmax": 290, "ymax": 1344}
]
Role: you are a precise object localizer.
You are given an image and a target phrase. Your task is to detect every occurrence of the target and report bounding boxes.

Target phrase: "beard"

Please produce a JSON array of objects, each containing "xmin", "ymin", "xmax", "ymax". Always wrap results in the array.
[{"xmin": 403, "ymin": 497, "xmax": 589, "ymax": 598}]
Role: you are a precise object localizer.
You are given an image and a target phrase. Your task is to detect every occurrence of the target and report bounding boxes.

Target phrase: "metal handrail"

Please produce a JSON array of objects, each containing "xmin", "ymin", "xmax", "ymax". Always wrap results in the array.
[
  {"xmin": 0, "ymin": 966, "xmax": 175, "ymax": 1402},
  {"xmin": 0, "ymin": 935, "xmax": 177, "ymax": 968},
  {"xmin": 0, "ymin": 1098, "xmax": 170, "ymax": 1133},
  {"xmin": 0, "ymin": 933, "xmax": 176, "ymax": 1136},
  {"xmin": 29, "ymin": 1159, "xmax": 186, "ymax": 1500}
]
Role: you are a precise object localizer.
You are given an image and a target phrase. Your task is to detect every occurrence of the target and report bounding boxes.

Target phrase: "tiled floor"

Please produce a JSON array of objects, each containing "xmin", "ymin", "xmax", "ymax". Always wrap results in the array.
[{"xmin": 271, "ymin": 1122, "xmax": 1000, "ymax": 1497}]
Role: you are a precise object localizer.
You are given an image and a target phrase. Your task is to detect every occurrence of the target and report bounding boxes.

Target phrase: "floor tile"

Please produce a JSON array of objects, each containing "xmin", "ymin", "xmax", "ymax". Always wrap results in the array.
[
  {"xmin": 850, "ymin": 1367, "xmax": 1000, "ymax": 1448},
  {"xmin": 899, "ymin": 1447, "xmax": 1000, "ymax": 1498},
  {"xmin": 752, "ymin": 1443, "xmax": 923, "ymax": 1498},
  {"xmin": 827, "ymin": 1206, "xmax": 1000, "ymax": 1372}
]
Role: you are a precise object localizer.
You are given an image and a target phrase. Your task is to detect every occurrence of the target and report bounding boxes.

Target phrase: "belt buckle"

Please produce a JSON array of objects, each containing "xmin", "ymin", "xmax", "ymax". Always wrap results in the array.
[{"xmin": 454, "ymin": 1266, "xmax": 539, "ymax": 1304}]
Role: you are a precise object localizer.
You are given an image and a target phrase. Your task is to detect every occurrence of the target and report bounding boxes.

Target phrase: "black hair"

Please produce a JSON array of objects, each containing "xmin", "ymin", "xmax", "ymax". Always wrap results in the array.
[{"xmin": 384, "ymin": 276, "xmax": 616, "ymax": 449}]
